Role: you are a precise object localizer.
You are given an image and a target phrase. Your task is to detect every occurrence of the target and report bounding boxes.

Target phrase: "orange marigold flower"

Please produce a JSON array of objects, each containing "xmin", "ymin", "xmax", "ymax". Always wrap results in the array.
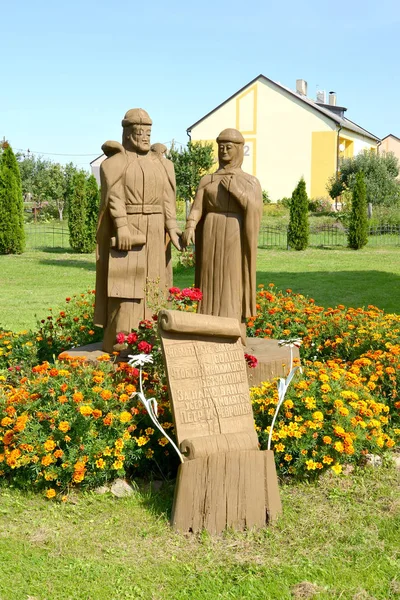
[
  {"xmin": 103, "ymin": 413, "xmax": 113, "ymax": 426},
  {"xmin": 45, "ymin": 488, "xmax": 56, "ymax": 499},
  {"xmin": 92, "ymin": 409, "xmax": 102, "ymax": 419},
  {"xmin": 41, "ymin": 454, "xmax": 53, "ymax": 466},
  {"xmin": 1, "ymin": 417, "xmax": 13, "ymax": 427},
  {"xmin": 323, "ymin": 436, "xmax": 332, "ymax": 444},
  {"xmin": 2, "ymin": 430, "xmax": 14, "ymax": 445},
  {"xmin": 53, "ymin": 449, "xmax": 64, "ymax": 459},
  {"xmin": 73, "ymin": 392, "xmax": 83, "ymax": 403},
  {"xmin": 100, "ymin": 390, "xmax": 113, "ymax": 401},
  {"xmin": 58, "ymin": 395, "xmax": 68, "ymax": 404}
]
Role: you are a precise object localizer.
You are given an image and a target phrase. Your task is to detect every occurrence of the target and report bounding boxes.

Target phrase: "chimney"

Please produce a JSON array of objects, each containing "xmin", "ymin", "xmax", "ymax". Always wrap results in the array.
[
  {"xmin": 329, "ymin": 91, "xmax": 337, "ymax": 106},
  {"xmin": 296, "ymin": 79, "xmax": 308, "ymax": 96},
  {"xmin": 316, "ymin": 90, "xmax": 326, "ymax": 104}
]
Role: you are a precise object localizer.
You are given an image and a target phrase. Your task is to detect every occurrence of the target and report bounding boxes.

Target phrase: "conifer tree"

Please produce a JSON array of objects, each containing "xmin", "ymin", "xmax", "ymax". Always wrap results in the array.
[
  {"xmin": 0, "ymin": 143, "xmax": 25, "ymax": 254},
  {"xmin": 67, "ymin": 170, "xmax": 88, "ymax": 252},
  {"xmin": 348, "ymin": 171, "xmax": 368, "ymax": 250},
  {"xmin": 84, "ymin": 175, "xmax": 100, "ymax": 253},
  {"xmin": 287, "ymin": 177, "xmax": 309, "ymax": 251}
]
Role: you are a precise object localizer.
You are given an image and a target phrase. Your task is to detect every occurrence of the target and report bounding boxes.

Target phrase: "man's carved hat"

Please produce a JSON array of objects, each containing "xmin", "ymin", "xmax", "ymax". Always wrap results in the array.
[
  {"xmin": 122, "ymin": 108, "xmax": 152, "ymax": 127},
  {"xmin": 216, "ymin": 128, "xmax": 244, "ymax": 144}
]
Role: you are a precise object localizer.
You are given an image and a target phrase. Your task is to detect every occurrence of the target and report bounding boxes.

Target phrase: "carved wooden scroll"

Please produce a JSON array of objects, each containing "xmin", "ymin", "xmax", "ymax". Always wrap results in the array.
[{"xmin": 158, "ymin": 309, "xmax": 282, "ymax": 534}]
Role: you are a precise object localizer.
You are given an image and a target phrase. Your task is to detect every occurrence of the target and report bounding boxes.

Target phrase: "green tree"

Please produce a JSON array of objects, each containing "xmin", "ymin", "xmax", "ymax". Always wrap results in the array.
[
  {"xmin": 0, "ymin": 142, "xmax": 25, "ymax": 254},
  {"xmin": 328, "ymin": 150, "xmax": 400, "ymax": 206},
  {"xmin": 68, "ymin": 170, "xmax": 89, "ymax": 252},
  {"xmin": 17, "ymin": 155, "xmax": 82, "ymax": 220},
  {"xmin": 84, "ymin": 175, "xmax": 100, "ymax": 252},
  {"xmin": 287, "ymin": 178, "xmax": 309, "ymax": 251},
  {"xmin": 348, "ymin": 172, "xmax": 368, "ymax": 250},
  {"xmin": 168, "ymin": 141, "xmax": 214, "ymax": 201}
]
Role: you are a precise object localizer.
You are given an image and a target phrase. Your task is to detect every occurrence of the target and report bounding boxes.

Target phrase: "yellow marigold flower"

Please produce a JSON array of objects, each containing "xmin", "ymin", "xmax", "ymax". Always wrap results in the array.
[
  {"xmin": 125, "ymin": 384, "xmax": 136, "ymax": 394},
  {"xmin": 145, "ymin": 427, "xmax": 154, "ymax": 435},
  {"xmin": 119, "ymin": 394, "xmax": 129, "ymax": 403},
  {"xmin": 319, "ymin": 374, "xmax": 329, "ymax": 382},
  {"xmin": 41, "ymin": 454, "xmax": 53, "ymax": 466},
  {"xmin": 334, "ymin": 426, "xmax": 345, "ymax": 436},
  {"xmin": 323, "ymin": 455, "xmax": 334, "ymax": 464},
  {"xmin": 1, "ymin": 417, "xmax": 13, "ymax": 427},
  {"xmin": 58, "ymin": 421, "xmax": 70, "ymax": 433},
  {"xmin": 275, "ymin": 443, "xmax": 285, "ymax": 453},
  {"xmin": 79, "ymin": 405, "xmax": 93, "ymax": 417},
  {"xmin": 339, "ymin": 407, "xmax": 349, "ymax": 417},
  {"xmin": 73, "ymin": 472, "xmax": 85, "ymax": 483},
  {"xmin": 320, "ymin": 384, "xmax": 331, "ymax": 393},
  {"xmin": 146, "ymin": 448, "xmax": 154, "ymax": 459},
  {"xmin": 304, "ymin": 396, "xmax": 316, "ymax": 410},
  {"xmin": 331, "ymin": 463, "xmax": 342, "ymax": 475},
  {"xmin": 0, "ymin": 454, "xmax": 4, "ymax": 462},
  {"xmin": 115, "ymin": 438, "xmax": 124, "ymax": 450},
  {"xmin": 45, "ymin": 488, "xmax": 56, "ymax": 499},
  {"xmin": 283, "ymin": 399, "xmax": 294, "ymax": 409},
  {"xmin": 96, "ymin": 458, "xmax": 106, "ymax": 469},
  {"xmin": 119, "ymin": 411, "xmax": 132, "ymax": 423},
  {"xmin": 334, "ymin": 441, "xmax": 344, "ymax": 453},
  {"xmin": 43, "ymin": 440, "xmax": 56, "ymax": 452},
  {"xmin": 136, "ymin": 436, "xmax": 149, "ymax": 447},
  {"xmin": 100, "ymin": 390, "xmax": 113, "ymax": 401},
  {"xmin": 103, "ymin": 446, "xmax": 112, "ymax": 456},
  {"xmin": 312, "ymin": 411, "xmax": 324, "ymax": 422},
  {"xmin": 44, "ymin": 472, "xmax": 57, "ymax": 481},
  {"xmin": 284, "ymin": 454, "xmax": 292, "ymax": 462},
  {"xmin": 306, "ymin": 459, "xmax": 317, "ymax": 470},
  {"xmin": 122, "ymin": 431, "xmax": 131, "ymax": 441},
  {"xmin": 112, "ymin": 460, "xmax": 123, "ymax": 470},
  {"xmin": 158, "ymin": 437, "xmax": 169, "ymax": 446}
]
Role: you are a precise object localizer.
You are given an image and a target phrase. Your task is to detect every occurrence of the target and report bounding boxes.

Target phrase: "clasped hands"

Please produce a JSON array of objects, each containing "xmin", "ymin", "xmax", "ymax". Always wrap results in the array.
[{"xmin": 116, "ymin": 225, "xmax": 184, "ymax": 251}]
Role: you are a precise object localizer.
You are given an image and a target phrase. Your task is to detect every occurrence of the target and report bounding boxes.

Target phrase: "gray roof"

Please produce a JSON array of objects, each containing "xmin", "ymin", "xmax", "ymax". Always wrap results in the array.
[{"xmin": 187, "ymin": 74, "xmax": 380, "ymax": 142}]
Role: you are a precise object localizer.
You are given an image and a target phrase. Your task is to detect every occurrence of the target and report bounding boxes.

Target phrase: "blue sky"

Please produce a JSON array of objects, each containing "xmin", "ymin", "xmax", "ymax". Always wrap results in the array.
[{"xmin": 1, "ymin": 0, "xmax": 399, "ymax": 169}]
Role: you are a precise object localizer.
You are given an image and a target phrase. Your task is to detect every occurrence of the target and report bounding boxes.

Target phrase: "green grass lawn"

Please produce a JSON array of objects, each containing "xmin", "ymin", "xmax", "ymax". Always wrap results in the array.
[
  {"xmin": 1, "ymin": 246, "xmax": 399, "ymax": 331},
  {"xmin": 0, "ymin": 466, "xmax": 398, "ymax": 600}
]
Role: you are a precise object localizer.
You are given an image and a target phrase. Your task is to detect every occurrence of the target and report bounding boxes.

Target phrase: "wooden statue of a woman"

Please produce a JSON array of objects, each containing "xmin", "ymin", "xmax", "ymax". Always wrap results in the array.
[{"xmin": 182, "ymin": 128, "xmax": 263, "ymax": 329}]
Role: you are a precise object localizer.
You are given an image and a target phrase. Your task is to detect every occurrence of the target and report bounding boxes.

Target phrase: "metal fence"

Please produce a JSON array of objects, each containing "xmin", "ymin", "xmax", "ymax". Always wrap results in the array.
[
  {"xmin": 24, "ymin": 221, "xmax": 400, "ymax": 251},
  {"xmin": 24, "ymin": 223, "xmax": 71, "ymax": 251},
  {"xmin": 258, "ymin": 224, "xmax": 400, "ymax": 249}
]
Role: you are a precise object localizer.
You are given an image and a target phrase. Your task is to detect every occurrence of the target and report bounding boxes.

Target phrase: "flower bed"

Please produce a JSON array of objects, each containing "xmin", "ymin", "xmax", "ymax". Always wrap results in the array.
[{"xmin": 0, "ymin": 284, "xmax": 399, "ymax": 498}]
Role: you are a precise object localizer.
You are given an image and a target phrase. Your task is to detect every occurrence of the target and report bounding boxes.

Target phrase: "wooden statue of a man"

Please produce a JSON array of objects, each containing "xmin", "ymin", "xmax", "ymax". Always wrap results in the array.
[{"xmin": 94, "ymin": 108, "xmax": 181, "ymax": 352}]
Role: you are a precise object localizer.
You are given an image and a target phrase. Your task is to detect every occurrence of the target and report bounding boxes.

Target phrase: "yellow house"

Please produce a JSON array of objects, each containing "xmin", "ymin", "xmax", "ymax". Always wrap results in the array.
[
  {"xmin": 380, "ymin": 134, "xmax": 400, "ymax": 165},
  {"xmin": 187, "ymin": 74, "xmax": 380, "ymax": 201}
]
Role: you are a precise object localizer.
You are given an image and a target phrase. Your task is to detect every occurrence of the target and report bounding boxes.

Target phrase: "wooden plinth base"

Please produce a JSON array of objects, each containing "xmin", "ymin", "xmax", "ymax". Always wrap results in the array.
[{"xmin": 171, "ymin": 449, "xmax": 281, "ymax": 534}]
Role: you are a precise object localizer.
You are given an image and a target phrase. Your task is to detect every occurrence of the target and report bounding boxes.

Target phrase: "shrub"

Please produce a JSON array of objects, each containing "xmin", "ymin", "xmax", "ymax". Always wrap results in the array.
[
  {"xmin": 251, "ymin": 360, "xmax": 398, "ymax": 479},
  {"xmin": 277, "ymin": 197, "xmax": 291, "ymax": 209},
  {"xmin": 308, "ymin": 197, "xmax": 334, "ymax": 214},
  {"xmin": 84, "ymin": 175, "xmax": 100, "ymax": 253},
  {"xmin": 348, "ymin": 172, "xmax": 368, "ymax": 249},
  {"xmin": 36, "ymin": 290, "xmax": 103, "ymax": 363},
  {"xmin": 287, "ymin": 178, "xmax": 309, "ymax": 250},
  {"xmin": 0, "ymin": 143, "xmax": 25, "ymax": 254},
  {"xmin": 0, "ymin": 356, "xmax": 177, "ymax": 497},
  {"xmin": 262, "ymin": 190, "xmax": 271, "ymax": 204}
]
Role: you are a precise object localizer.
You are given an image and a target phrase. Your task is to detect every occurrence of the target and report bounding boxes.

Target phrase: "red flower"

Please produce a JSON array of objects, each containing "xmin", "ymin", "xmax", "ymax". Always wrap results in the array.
[
  {"xmin": 137, "ymin": 341, "xmax": 152, "ymax": 354},
  {"xmin": 127, "ymin": 332, "xmax": 138, "ymax": 344},
  {"xmin": 244, "ymin": 353, "xmax": 258, "ymax": 368},
  {"xmin": 116, "ymin": 332, "xmax": 126, "ymax": 344}
]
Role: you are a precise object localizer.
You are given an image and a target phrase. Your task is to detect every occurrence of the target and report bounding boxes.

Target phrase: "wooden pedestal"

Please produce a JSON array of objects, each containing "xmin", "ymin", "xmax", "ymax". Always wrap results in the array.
[{"xmin": 171, "ymin": 449, "xmax": 281, "ymax": 534}]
